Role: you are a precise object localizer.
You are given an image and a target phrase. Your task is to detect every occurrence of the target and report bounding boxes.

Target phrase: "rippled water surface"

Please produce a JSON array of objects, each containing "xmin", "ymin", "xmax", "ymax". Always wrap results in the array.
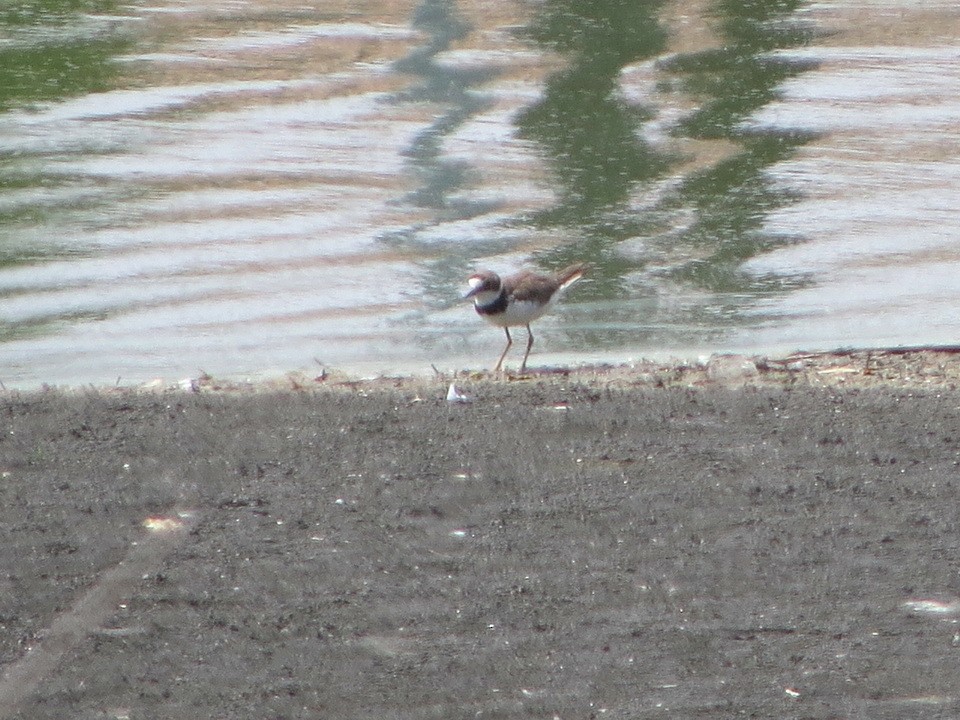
[{"xmin": 2, "ymin": 0, "xmax": 960, "ymax": 387}]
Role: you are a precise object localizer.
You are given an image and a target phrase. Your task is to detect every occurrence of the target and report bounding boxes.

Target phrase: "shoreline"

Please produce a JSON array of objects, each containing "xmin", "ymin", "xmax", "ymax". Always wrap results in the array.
[{"xmin": 9, "ymin": 346, "xmax": 960, "ymax": 396}]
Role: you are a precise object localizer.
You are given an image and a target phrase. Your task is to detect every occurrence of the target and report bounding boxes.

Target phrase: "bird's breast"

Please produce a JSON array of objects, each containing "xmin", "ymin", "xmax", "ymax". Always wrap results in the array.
[{"xmin": 477, "ymin": 297, "xmax": 550, "ymax": 327}]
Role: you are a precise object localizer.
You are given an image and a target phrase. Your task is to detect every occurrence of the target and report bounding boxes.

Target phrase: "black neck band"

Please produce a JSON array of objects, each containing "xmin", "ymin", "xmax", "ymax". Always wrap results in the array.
[{"xmin": 476, "ymin": 290, "xmax": 508, "ymax": 316}]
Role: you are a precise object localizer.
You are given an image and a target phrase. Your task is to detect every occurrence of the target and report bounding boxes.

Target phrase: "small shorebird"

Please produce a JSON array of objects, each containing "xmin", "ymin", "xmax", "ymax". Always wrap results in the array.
[{"xmin": 464, "ymin": 263, "xmax": 585, "ymax": 372}]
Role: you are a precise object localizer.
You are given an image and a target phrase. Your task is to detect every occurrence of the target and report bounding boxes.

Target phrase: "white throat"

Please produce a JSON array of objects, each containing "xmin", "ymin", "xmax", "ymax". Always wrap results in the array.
[
  {"xmin": 470, "ymin": 288, "xmax": 502, "ymax": 308},
  {"xmin": 467, "ymin": 276, "xmax": 502, "ymax": 309}
]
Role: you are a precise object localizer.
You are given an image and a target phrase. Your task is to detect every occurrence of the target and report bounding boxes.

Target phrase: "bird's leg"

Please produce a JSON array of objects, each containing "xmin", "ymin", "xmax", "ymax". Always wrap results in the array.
[
  {"xmin": 494, "ymin": 327, "xmax": 512, "ymax": 372},
  {"xmin": 520, "ymin": 324, "xmax": 534, "ymax": 373}
]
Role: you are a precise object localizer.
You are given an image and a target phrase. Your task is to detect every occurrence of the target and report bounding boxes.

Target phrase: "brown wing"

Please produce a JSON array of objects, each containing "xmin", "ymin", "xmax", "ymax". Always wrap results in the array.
[
  {"xmin": 502, "ymin": 267, "xmax": 576, "ymax": 304},
  {"xmin": 499, "ymin": 271, "xmax": 550, "ymax": 304}
]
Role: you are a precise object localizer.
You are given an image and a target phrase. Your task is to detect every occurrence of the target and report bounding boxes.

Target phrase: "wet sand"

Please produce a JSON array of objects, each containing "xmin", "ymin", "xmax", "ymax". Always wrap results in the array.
[{"xmin": 3, "ymin": 350, "xmax": 960, "ymax": 718}]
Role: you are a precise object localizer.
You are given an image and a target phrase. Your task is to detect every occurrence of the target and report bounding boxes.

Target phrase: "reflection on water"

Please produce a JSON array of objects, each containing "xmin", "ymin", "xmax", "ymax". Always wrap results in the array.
[
  {"xmin": 0, "ymin": 1, "xmax": 127, "ymax": 112},
  {"xmin": 517, "ymin": 0, "xmax": 815, "ymax": 346},
  {"xmin": 661, "ymin": 0, "xmax": 816, "ymax": 295},
  {"xmin": 394, "ymin": 0, "xmax": 488, "ymax": 214},
  {"xmin": 1, "ymin": 0, "xmax": 959, "ymax": 386},
  {"xmin": 0, "ymin": 1, "xmax": 128, "ymax": 352},
  {"xmin": 518, "ymin": 0, "xmax": 671, "ymax": 226},
  {"xmin": 0, "ymin": 0, "xmax": 130, "ymax": 276}
]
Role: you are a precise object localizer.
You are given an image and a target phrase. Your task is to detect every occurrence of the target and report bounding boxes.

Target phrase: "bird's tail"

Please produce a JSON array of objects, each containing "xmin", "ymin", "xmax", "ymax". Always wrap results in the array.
[{"xmin": 557, "ymin": 263, "xmax": 586, "ymax": 290}]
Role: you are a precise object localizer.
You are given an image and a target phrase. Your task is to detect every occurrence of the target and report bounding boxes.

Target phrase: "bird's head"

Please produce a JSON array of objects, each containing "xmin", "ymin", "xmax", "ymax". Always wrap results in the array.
[{"xmin": 463, "ymin": 271, "xmax": 501, "ymax": 301}]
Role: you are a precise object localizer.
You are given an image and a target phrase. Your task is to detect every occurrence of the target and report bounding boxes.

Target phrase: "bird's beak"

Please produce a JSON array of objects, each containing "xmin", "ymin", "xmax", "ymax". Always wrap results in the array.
[{"xmin": 462, "ymin": 286, "xmax": 479, "ymax": 300}]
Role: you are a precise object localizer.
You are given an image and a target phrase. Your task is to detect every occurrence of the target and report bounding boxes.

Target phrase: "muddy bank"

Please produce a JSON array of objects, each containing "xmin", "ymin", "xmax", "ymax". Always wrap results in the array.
[{"xmin": 2, "ymin": 351, "xmax": 960, "ymax": 718}]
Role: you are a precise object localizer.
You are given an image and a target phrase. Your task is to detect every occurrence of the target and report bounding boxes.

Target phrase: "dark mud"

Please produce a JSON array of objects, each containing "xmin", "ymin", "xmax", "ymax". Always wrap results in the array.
[{"xmin": 3, "ymin": 353, "xmax": 960, "ymax": 718}]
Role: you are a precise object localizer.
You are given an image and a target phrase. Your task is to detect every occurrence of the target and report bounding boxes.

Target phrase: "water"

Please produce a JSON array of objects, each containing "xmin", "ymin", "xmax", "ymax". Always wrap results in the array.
[{"xmin": 1, "ymin": 0, "xmax": 959, "ymax": 388}]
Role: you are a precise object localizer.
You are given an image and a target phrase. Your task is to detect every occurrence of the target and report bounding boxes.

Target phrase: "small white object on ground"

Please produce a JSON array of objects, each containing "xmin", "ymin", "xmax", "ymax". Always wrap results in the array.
[{"xmin": 446, "ymin": 383, "xmax": 472, "ymax": 404}]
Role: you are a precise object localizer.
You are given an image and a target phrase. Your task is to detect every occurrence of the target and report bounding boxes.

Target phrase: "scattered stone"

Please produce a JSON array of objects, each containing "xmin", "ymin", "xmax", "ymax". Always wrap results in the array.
[
  {"xmin": 706, "ymin": 354, "xmax": 759, "ymax": 384},
  {"xmin": 446, "ymin": 383, "xmax": 472, "ymax": 404}
]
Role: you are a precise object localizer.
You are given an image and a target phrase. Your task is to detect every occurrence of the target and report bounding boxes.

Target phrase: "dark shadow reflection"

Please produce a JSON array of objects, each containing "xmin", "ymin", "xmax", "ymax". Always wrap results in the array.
[
  {"xmin": 659, "ymin": 0, "xmax": 820, "ymax": 298},
  {"xmin": 514, "ymin": 0, "xmax": 818, "ymax": 344},
  {"xmin": 516, "ymin": 0, "xmax": 673, "ymax": 295},
  {"xmin": 518, "ymin": 0, "xmax": 670, "ymax": 216},
  {"xmin": 385, "ymin": 0, "xmax": 511, "ymax": 312},
  {"xmin": 391, "ymin": 0, "xmax": 497, "ymax": 219}
]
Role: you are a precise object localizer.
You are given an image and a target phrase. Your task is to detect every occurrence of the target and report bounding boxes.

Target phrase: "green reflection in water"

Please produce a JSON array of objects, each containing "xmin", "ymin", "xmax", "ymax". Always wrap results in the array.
[
  {"xmin": 0, "ymin": 1, "xmax": 130, "ymax": 263},
  {"xmin": 660, "ymin": 0, "xmax": 818, "ymax": 296},
  {"xmin": 0, "ymin": 0, "xmax": 128, "ymax": 111},
  {"xmin": 517, "ymin": 0, "xmax": 671, "ymax": 229},
  {"xmin": 667, "ymin": 0, "xmax": 815, "ymax": 139},
  {"xmin": 1, "ymin": 1, "xmax": 131, "ymax": 342},
  {"xmin": 513, "ymin": 0, "xmax": 676, "ymax": 306},
  {"xmin": 516, "ymin": 0, "xmax": 817, "ymax": 343}
]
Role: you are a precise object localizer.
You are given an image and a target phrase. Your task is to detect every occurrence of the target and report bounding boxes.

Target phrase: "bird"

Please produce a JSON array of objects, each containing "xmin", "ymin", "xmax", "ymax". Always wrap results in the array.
[{"xmin": 464, "ymin": 263, "xmax": 585, "ymax": 373}]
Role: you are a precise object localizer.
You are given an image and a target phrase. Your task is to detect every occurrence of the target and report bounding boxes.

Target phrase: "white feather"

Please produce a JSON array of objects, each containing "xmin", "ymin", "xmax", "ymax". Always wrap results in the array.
[{"xmin": 481, "ymin": 299, "xmax": 551, "ymax": 327}]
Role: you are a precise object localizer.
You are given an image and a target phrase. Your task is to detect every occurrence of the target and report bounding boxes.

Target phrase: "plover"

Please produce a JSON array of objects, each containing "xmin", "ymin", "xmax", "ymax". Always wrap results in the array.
[{"xmin": 464, "ymin": 263, "xmax": 585, "ymax": 372}]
